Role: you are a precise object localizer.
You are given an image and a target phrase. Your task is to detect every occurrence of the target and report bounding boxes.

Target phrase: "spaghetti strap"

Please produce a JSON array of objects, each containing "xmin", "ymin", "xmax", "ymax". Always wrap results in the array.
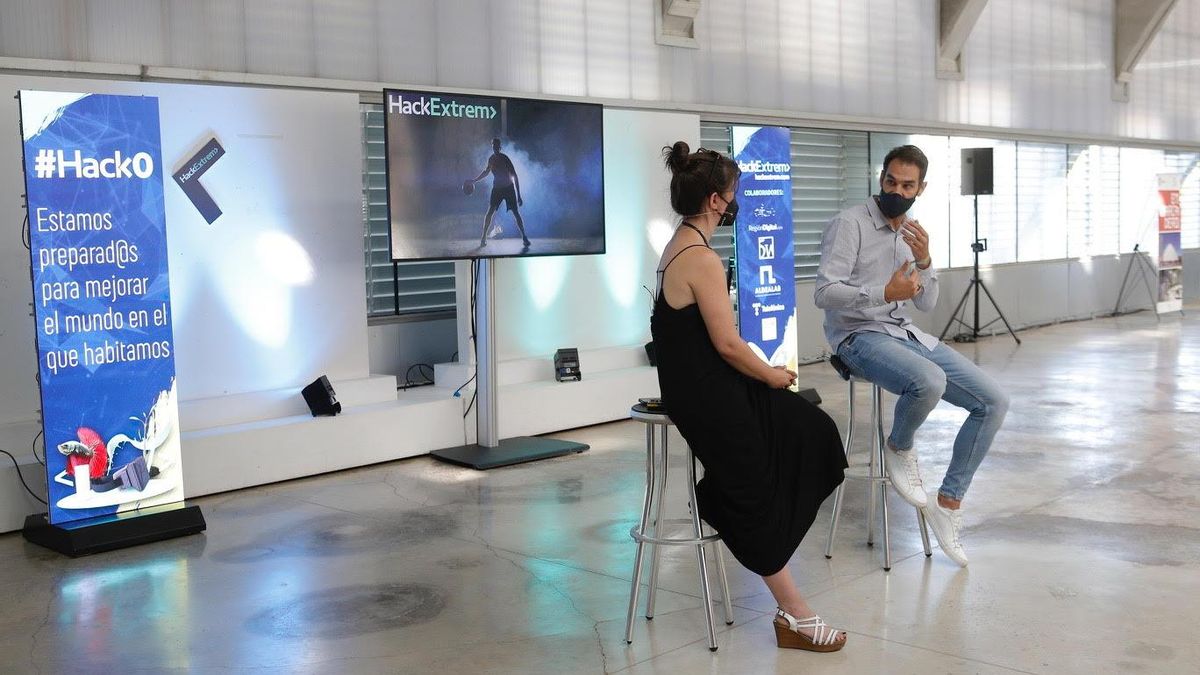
[
  {"xmin": 655, "ymin": 244, "xmax": 712, "ymax": 300},
  {"xmin": 660, "ymin": 244, "xmax": 711, "ymax": 275}
]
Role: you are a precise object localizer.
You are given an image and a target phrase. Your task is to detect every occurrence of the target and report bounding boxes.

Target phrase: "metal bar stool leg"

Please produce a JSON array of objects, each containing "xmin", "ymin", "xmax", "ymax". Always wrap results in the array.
[
  {"xmin": 917, "ymin": 509, "xmax": 933, "ymax": 557},
  {"xmin": 625, "ymin": 423, "xmax": 659, "ymax": 643},
  {"xmin": 712, "ymin": 538, "xmax": 733, "ymax": 625},
  {"xmin": 866, "ymin": 387, "xmax": 878, "ymax": 548},
  {"xmin": 694, "ymin": 455, "xmax": 733, "ymax": 625},
  {"xmin": 645, "ymin": 424, "xmax": 669, "ymax": 619},
  {"xmin": 686, "ymin": 446, "xmax": 719, "ymax": 651},
  {"xmin": 875, "ymin": 385, "xmax": 893, "ymax": 571},
  {"xmin": 825, "ymin": 379, "xmax": 856, "ymax": 559}
]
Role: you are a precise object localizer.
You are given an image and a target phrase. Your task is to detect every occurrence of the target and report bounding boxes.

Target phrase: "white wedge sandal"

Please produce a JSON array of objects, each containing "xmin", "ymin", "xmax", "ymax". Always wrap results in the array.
[{"xmin": 773, "ymin": 608, "xmax": 847, "ymax": 652}]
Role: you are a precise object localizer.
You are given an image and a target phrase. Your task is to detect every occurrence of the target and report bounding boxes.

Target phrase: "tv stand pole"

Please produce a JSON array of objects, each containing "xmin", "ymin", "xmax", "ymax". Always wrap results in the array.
[{"xmin": 431, "ymin": 258, "xmax": 588, "ymax": 469}]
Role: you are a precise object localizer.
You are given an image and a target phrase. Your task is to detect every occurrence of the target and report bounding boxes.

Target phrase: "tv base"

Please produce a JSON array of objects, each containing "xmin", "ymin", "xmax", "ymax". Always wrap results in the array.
[
  {"xmin": 22, "ymin": 502, "xmax": 206, "ymax": 557},
  {"xmin": 431, "ymin": 436, "xmax": 588, "ymax": 470}
]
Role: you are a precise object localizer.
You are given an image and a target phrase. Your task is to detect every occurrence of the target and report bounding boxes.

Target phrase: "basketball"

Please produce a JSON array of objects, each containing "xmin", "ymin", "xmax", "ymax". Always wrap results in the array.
[{"xmin": 462, "ymin": 180, "xmax": 474, "ymax": 195}]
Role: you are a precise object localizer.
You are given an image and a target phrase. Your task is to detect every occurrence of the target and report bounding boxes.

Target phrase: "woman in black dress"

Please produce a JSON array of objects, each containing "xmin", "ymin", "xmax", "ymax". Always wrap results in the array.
[{"xmin": 651, "ymin": 142, "xmax": 849, "ymax": 652}]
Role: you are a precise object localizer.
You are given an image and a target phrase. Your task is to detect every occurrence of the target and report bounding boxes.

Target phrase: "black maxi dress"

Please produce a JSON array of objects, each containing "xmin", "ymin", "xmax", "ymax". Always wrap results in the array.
[{"xmin": 650, "ymin": 245, "xmax": 847, "ymax": 576}]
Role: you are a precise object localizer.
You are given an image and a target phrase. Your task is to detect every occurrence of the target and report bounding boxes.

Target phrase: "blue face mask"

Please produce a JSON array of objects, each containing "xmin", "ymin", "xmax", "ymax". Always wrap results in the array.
[{"xmin": 877, "ymin": 190, "xmax": 916, "ymax": 219}]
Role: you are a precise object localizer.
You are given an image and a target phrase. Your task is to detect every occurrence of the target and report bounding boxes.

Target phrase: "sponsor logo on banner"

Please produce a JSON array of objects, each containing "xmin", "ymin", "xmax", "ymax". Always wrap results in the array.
[
  {"xmin": 748, "ymin": 223, "xmax": 783, "ymax": 233},
  {"xmin": 751, "ymin": 302, "xmax": 786, "ymax": 317},
  {"xmin": 758, "ymin": 236, "xmax": 776, "ymax": 260},
  {"xmin": 761, "ymin": 317, "xmax": 777, "ymax": 341},
  {"xmin": 737, "ymin": 159, "xmax": 792, "ymax": 175}
]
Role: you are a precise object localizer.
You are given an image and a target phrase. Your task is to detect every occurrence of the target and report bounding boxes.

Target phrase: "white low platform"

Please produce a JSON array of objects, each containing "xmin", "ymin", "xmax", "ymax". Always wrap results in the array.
[
  {"xmin": 435, "ymin": 344, "xmax": 660, "ymax": 441},
  {"xmin": 2, "ymin": 349, "xmax": 658, "ymax": 534},
  {"xmin": 179, "ymin": 375, "xmax": 400, "ymax": 431}
]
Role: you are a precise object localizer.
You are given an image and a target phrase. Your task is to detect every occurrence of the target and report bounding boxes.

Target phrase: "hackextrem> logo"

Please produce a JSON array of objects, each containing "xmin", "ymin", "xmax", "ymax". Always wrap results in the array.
[
  {"xmin": 32, "ymin": 148, "xmax": 155, "ymax": 179},
  {"xmin": 388, "ymin": 92, "xmax": 498, "ymax": 119},
  {"xmin": 172, "ymin": 138, "xmax": 226, "ymax": 224}
]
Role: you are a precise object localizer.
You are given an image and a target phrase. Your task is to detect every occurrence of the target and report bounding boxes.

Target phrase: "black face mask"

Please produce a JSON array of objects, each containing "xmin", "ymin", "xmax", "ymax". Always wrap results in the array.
[
  {"xmin": 876, "ymin": 190, "xmax": 916, "ymax": 219},
  {"xmin": 716, "ymin": 196, "xmax": 739, "ymax": 228}
]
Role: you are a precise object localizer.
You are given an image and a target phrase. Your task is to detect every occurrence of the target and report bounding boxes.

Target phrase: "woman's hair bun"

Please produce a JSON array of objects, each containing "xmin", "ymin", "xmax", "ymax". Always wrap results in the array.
[{"xmin": 662, "ymin": 141, "xmax": 691, "ymax": 174}]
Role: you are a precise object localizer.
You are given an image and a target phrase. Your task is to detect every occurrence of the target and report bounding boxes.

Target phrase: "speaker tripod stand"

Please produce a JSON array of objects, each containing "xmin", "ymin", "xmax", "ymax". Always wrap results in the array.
[
  {"xmin": 1112, "ymin": 244, "xmax": 1160, "ymax": 320},
  {"xmin": 938, "ymin": 194, "xmax": 1021, "ymax": 345}
]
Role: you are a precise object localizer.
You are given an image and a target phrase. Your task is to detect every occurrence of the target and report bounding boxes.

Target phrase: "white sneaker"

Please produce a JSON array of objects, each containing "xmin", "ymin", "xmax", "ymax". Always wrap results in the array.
[
  {"xmin": 489, "ymin": 223, "xmax": 503, "ymax": 238},
  {"xmin": 883, "ymin": 445, "xmax": 927, "ymax": 508},
  {"xmin": 924, "ymin": 493, "xmax": 969, "ymax": 567}
]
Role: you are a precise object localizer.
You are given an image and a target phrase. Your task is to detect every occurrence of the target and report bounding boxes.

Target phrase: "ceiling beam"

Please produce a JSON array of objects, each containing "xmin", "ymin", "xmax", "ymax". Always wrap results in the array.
[
  {"xmin": 937, "ymin": 0, "xmax": 989, "ymax": 79},
  {"xmin": 654, "ymin": 0, "xmax": 700, "ymax": 49},
  {"xmin": 1113, "ymin": 0, "xmax": 1179, "ymax": 101}
]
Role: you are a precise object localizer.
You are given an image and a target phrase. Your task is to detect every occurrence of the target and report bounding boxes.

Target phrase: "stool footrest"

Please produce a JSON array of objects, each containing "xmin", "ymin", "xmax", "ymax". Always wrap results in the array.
[{"xmin": 630, "ymin": 523, "xmax": 721, "ymax": 546}]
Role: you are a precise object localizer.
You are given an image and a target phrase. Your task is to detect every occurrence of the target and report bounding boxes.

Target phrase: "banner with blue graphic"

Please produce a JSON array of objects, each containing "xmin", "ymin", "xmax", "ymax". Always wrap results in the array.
[
  {"xmin": 19, "ymin": 91, "xmax": 184, "ymax": 525},
  {"xmin": 732, "ymin": 126, "xmax": 797, "ymax": 375}
]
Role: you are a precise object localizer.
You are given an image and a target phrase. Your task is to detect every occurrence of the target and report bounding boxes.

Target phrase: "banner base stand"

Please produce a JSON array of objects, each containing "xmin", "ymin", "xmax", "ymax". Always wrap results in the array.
[
  {"xmin": 22, "ymin": 502, "xmax": 206, "ymax": 557},
  {"xmin": 432, "ymin": 437, "xmax": 588, "ymax": 470}
]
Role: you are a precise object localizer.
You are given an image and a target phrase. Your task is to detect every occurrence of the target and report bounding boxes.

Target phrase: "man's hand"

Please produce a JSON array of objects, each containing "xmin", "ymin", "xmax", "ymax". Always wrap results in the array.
[
  {"xmin": 901, "ymin": 219, "xmax": 931, "ymax": 267},
  {"xmin": 884, "ymin": 261, "xmax": 922, "ymax": 302},
  {"xmin": 518, "ymin": 196, "xmax": 524, "ymax": 207},
  {"xmin": 766, "ymin": 365, "xmax": 797, "ymax": 389}
]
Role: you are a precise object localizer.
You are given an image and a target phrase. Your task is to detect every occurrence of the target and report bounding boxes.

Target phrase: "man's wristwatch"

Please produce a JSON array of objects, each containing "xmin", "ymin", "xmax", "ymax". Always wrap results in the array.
[{"xmin": 915, "ymin": 257, "xmax": 931, "ymax": 269}]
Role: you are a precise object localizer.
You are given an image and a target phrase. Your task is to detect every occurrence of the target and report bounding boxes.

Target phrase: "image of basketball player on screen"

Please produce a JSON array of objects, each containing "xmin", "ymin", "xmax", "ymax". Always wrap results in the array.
[{"xmin": 468, "ymin": 138, "xmax": 531, "ymax": 249}]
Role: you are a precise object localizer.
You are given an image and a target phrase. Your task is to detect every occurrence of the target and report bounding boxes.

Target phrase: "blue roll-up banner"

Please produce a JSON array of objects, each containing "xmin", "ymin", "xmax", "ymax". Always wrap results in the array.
[
  {"xmin": 732, "ymin": 125, "xmax": 797, "ymax": 377},
  {"xmin": 19, "ymin": 91, "xmax": 184, "ymax": 526}
]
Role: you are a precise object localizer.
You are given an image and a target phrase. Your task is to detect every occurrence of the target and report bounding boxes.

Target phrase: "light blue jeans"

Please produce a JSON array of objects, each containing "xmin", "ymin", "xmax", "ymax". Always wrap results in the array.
[{"xmin": 836, "ymin": 330, "xmax": 1009, "ymax": 501}]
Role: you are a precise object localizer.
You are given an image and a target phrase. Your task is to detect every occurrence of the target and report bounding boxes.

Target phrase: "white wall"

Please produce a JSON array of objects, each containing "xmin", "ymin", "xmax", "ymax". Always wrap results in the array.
[
  {"xmin": 0, "ymin": 74, "xmax": 367, "ymax": 424},
  {"xmin": 2, "ymin": 1, "xmax": 1199, "ymax": 144}
]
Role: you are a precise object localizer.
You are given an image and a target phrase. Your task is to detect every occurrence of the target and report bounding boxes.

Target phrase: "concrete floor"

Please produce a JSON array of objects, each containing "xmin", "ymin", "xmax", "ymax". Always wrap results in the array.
[{"xmin": 1, "ymin": 307, "xmax": 1198, "ymax": 674}]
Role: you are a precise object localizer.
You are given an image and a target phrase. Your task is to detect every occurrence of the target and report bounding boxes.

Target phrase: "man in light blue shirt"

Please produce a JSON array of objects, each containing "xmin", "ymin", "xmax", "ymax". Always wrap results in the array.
[{"xmin": 814, "ymin": 145, "xmax": 1009, "ymax": 567}]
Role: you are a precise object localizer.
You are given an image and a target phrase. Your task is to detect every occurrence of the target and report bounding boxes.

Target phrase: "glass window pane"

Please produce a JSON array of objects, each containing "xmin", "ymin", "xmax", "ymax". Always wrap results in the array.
[
  {"xmin": 1119, "ymin": 148, "xmax": 1167, "ymax": 255},
  {"xmin": 1066, "ymin": 145, "xmax": 1120, "ymax": 258},
  {"xmin": 361, "ymin": 102, "xmax": 456, "ymax": 317},
  {"xmin": 1016, "ymin": 142, "xmax": 1068, "ymax": 262}
]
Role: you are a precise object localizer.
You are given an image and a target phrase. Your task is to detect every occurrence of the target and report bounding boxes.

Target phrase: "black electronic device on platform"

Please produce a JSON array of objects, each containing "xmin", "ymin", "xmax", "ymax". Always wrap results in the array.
[
  {"xmin": 301, "ymin": 375, "xmax": 342, "ymax": 416},
  {"xmin": 554, "ymin": 348, "xmax": 582, "ymax": 382},
  {"xmin": 939, "ymin": 148, "xmax": 1021, "ymax": 345}
]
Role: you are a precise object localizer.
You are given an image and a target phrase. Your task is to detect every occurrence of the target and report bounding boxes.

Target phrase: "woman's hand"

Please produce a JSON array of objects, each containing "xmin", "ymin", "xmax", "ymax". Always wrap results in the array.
[{"xmin": 766, "ymin": 366, "xmax": 797, "ymax": 389}]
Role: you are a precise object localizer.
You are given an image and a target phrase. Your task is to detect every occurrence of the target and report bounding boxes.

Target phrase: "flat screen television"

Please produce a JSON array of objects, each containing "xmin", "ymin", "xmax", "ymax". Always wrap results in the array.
[{"xmin": 383, "ymin": 88, "xmax": 605, "ymax": 261}]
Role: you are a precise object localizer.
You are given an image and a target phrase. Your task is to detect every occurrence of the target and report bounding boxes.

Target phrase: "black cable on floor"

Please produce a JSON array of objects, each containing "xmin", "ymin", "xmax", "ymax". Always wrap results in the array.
[
  {"xmin": 0, "ymin": 448, "xmax": 47, "ymax": 505},
  {"xmin": 32, "ymin": 429, "xmax": 45, "ymax": 466},
  {"xmin": 463, "ymin": 390, "xmax": 477, "ymax": 420},
  {"xmin": 462, "ymin": 259, "xmax": 480, "ymax": 418}
]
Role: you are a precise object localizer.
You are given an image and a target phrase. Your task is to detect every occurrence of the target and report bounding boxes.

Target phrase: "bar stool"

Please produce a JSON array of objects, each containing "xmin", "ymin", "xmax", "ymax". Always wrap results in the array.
[
  {"xmin": 824, "ymin": 355, "xmax": 932, "ymax": 571},
  {"xmin": 625, "ymin": 402, "xmax": 733, "ymax": 652}
]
